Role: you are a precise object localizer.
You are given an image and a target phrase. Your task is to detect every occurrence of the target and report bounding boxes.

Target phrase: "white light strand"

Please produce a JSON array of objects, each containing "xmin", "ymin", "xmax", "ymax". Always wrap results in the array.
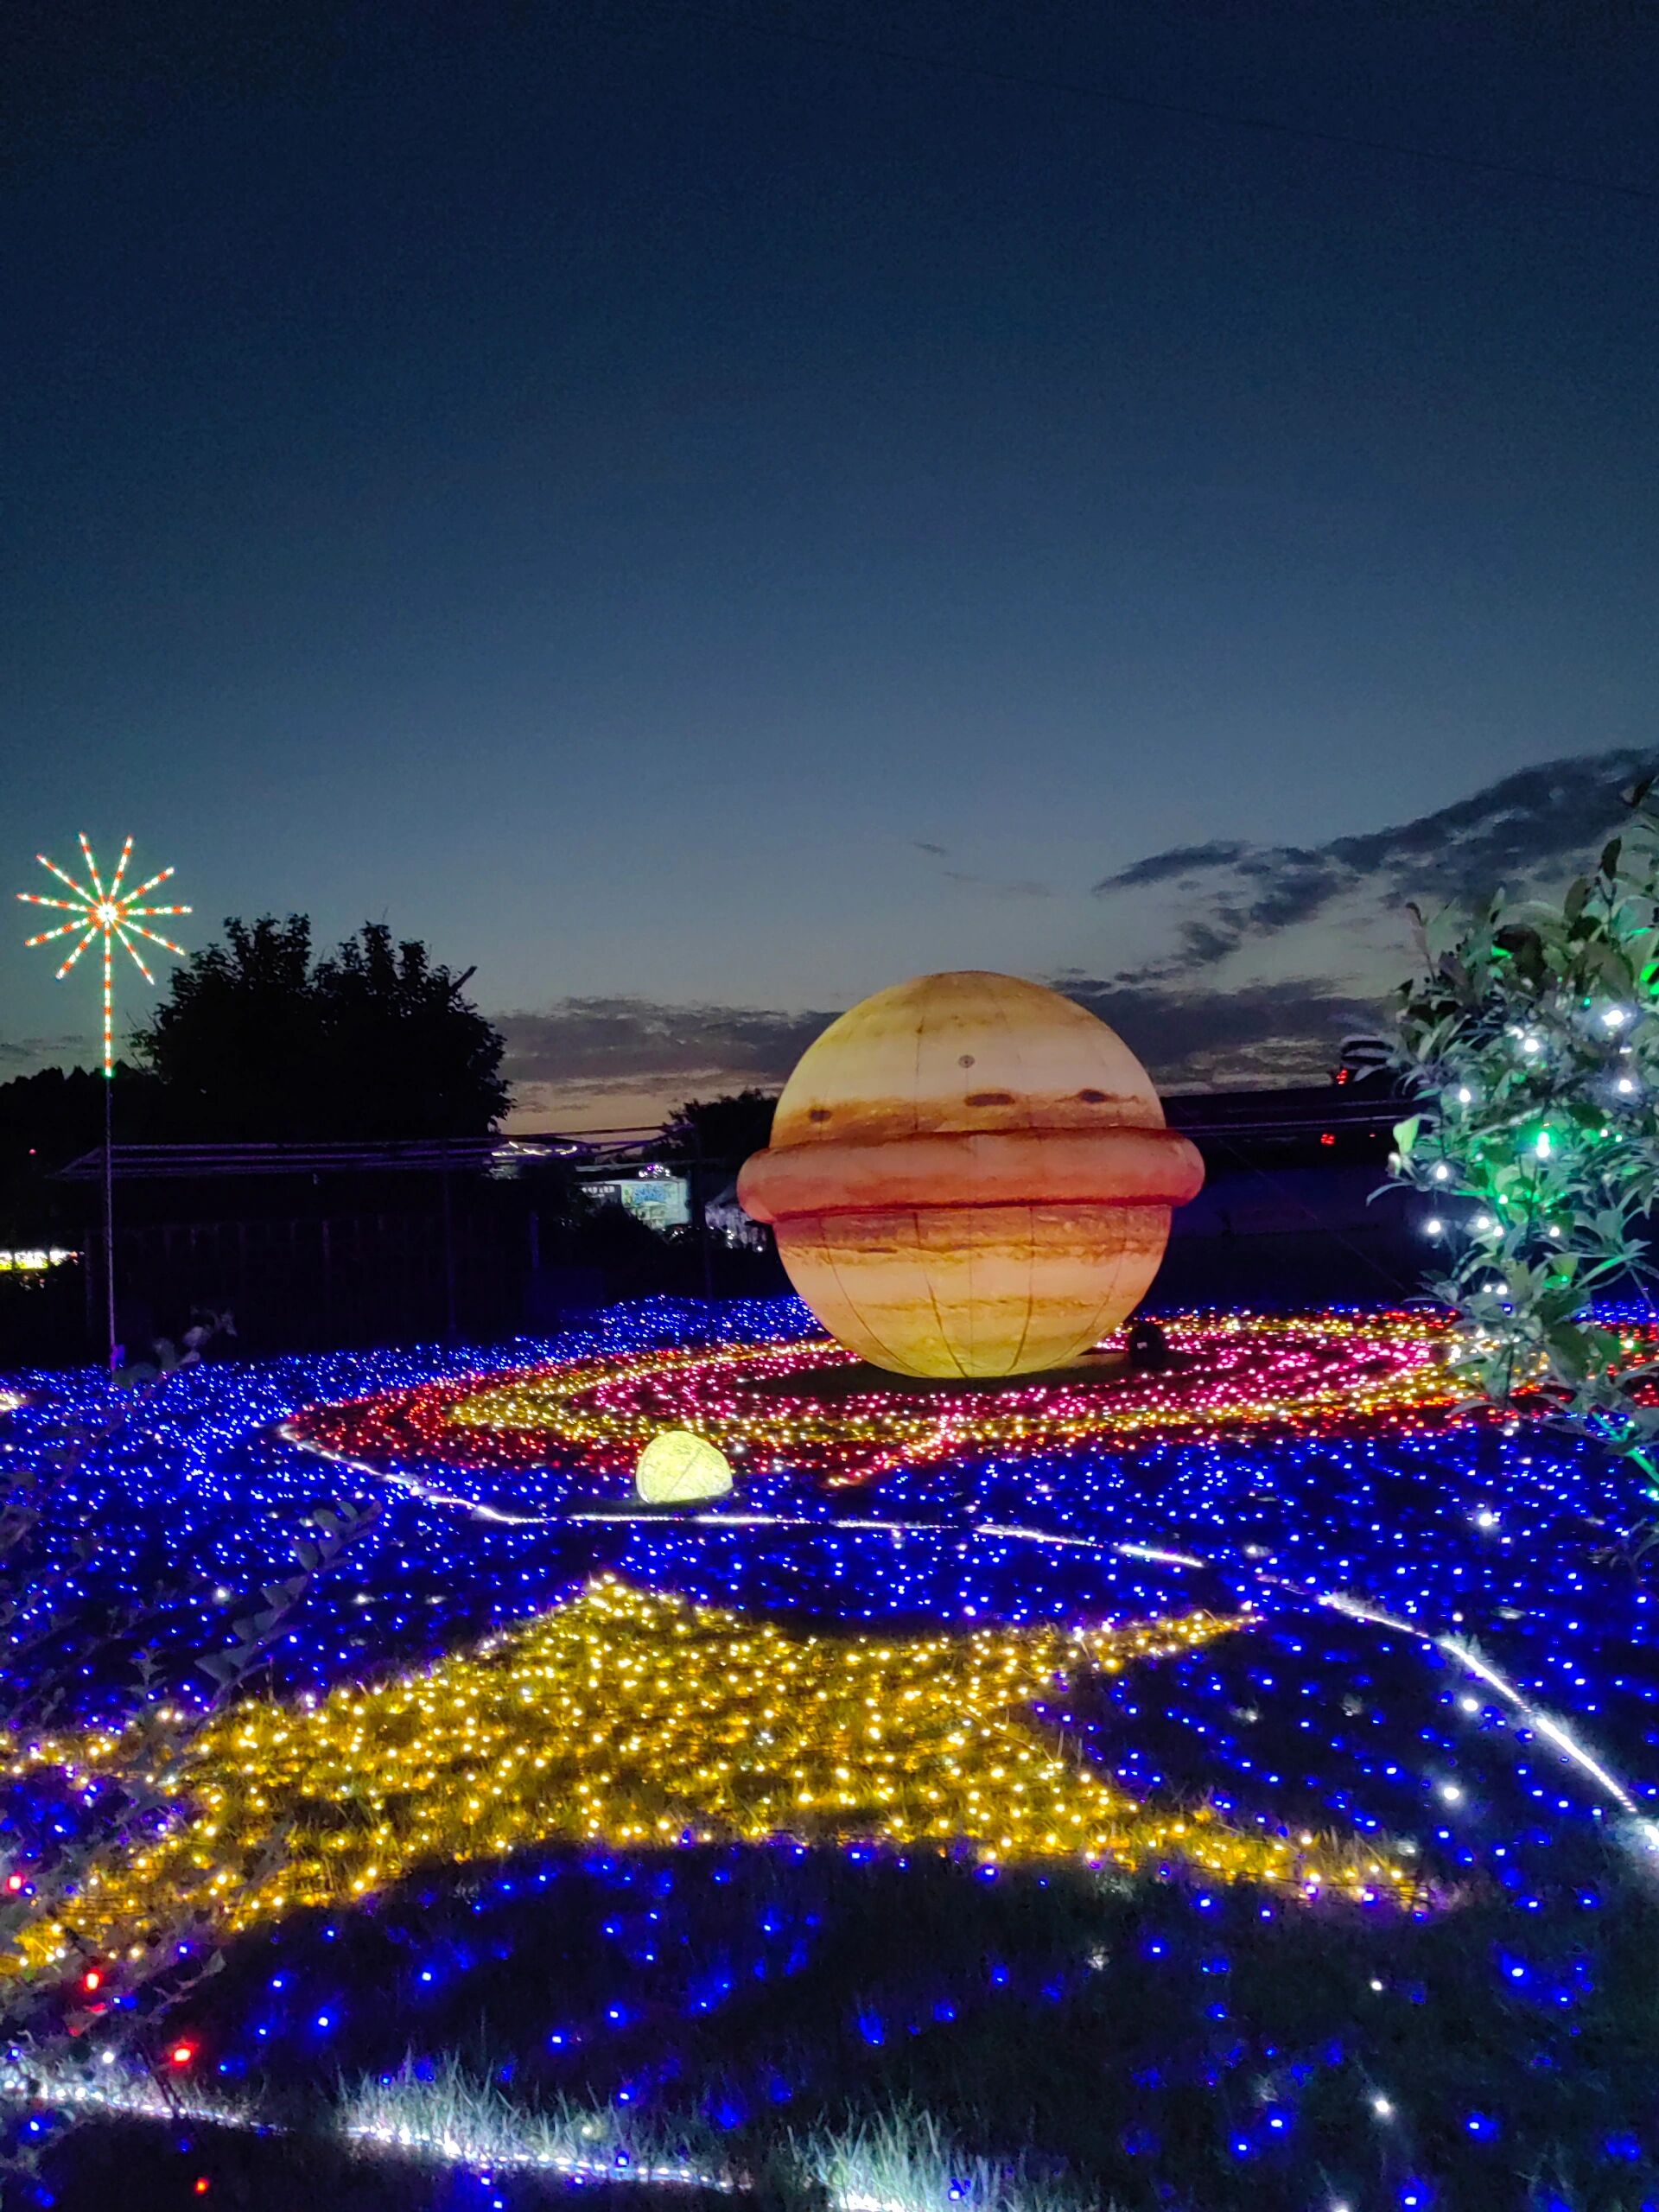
[{"xmin": 1315, "ymin": 1590, "xmax": 1659, "ymax": 1846}]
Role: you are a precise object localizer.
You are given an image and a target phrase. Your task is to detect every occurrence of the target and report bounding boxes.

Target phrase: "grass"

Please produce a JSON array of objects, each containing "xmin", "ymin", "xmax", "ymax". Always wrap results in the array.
[
  {"xmin": 11, "ymin": 2048, "xmax": 1106, "ymax": 2211},
  {"xmin": 799, "ymin": 2104, "xmax": 1094, "ymax": 2212},
  {"xmin": 340, "ymin": 2056, "xmax": 735, "ymax": 2194}
]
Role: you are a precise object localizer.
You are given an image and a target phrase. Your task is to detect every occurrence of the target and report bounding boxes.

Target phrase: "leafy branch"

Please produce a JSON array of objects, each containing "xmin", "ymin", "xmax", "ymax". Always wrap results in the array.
[{"xmin": 1389, "ymin": 774, "xmax": 1659, "ymax": 1505}]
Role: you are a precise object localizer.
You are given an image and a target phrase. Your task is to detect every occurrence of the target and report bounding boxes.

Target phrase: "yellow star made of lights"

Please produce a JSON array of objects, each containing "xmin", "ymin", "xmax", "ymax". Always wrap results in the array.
[{"xmin": 5, "ymin": 1579, "xmax": 1411, "ymax": 1973}]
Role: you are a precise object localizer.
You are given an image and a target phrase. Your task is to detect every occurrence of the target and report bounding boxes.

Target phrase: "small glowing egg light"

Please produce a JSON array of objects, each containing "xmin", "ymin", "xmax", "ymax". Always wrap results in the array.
[{"xmin": 634, "ymin": 1428, "xmax": 734, "ymax": 1505}]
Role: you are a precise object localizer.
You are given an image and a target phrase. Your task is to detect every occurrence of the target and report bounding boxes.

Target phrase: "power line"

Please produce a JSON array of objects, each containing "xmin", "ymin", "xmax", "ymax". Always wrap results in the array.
[{"xmin": 636, "ymin": 0, "xmax": 1659, "ymax": 207}]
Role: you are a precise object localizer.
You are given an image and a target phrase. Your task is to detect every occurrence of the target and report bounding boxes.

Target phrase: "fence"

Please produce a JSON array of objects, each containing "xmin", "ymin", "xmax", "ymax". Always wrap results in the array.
[{"xmin": 113, "ymin": 1205, "xmax": 530, "ymax": 1351}]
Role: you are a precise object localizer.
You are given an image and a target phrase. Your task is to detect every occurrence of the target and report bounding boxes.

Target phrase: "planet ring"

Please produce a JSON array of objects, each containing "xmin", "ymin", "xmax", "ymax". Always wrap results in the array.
[{"xmin": 738, "ymin": 1125, "xmax": 1205, "ymax": 1221}]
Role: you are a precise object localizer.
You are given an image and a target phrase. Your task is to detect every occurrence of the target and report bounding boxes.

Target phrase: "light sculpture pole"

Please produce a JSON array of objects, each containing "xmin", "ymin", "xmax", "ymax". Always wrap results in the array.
[{"xmin": 18, "ymin": 835, "xmax": 190, "ymax": 1372}]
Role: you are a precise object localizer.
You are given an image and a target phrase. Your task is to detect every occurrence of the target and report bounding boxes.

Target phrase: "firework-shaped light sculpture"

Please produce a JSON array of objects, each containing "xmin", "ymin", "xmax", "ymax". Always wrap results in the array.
[
  {"xmin": 18, "ymin": 835, "xmax": 190, "ymax": 1372},
  {"xmin": 19, "ymin": 835, "xmax": 190, "ymax": 1077}
]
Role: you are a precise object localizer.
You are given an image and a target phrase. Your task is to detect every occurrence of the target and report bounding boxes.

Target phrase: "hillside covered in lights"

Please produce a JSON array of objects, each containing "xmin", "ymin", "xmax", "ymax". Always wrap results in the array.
[{"xmin": 3, "ymin": 1294, "xmax": 1659, "ymax": 2210}]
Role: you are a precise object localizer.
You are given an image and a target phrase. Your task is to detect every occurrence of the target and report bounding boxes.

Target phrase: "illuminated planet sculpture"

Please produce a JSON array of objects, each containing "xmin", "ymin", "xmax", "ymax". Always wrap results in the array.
[
  {"xmin": 737, "ymin": 970, "xmax": 1204, "ymax": 1379},
  {"xmin": 635, "ymin": 1428, "xmax": 734, "ymax": 1505}
]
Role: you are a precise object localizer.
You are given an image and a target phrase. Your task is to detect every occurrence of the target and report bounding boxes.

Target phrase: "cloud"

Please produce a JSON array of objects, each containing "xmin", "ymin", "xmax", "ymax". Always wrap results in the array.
[
  {"xmin": 0, "ymin": 1034, "xmax": 95, "ymax": 1073},
  {"xmin": 1103, "ymin": 838, "xmax": 1249, "ymax": 890},
  {"xmin": 1062, "ymin": 976, "xmax": 1385, "ymax": 1090},
  {"xmin": 499, "ymin": 750, "xmax": 1657, "ymax": 1123},
  {"xmin": 942, "ymin": 869, "xmax": 1053, "ymax": 899},
  {"xmin": 497, "ymin": 996, "xmax": 834, "ymax": 1117},
  {"xmin": 912, "ymin": 842, "xmax": 1053, "ymax": 899},
  {"xmin": 1095, "ymin": 747, "xmax": 1651, "ymax": 982},
  {"xmin": 496, "ymin": 976, "xmax": 1376, "ymax": 1122}
]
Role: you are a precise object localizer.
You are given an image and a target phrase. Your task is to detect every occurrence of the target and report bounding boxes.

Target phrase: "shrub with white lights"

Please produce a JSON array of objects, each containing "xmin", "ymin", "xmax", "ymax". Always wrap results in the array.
[{"xmin": 1391, "ymin": 774, "xmax": 1659, "ymax": 1496}]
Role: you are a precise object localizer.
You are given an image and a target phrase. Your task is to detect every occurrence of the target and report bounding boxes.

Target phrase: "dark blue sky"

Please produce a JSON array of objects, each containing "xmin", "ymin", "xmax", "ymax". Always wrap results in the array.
[{"xmin": 6, "ymin": 2, "xmax": 1656, "ymax": 1121}]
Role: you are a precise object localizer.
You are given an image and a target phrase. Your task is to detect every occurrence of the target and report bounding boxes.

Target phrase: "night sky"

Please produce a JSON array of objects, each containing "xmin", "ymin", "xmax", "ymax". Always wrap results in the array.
[{"xmin": 6, "ymin": 2, "xmax": 1656, "ymax": 1126}]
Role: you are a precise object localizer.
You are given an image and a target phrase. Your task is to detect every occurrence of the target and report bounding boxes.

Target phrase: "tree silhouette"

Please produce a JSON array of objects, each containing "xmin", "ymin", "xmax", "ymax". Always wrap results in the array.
[
  {"xmin": 135, "ymin": 918, "xmax": 507, "ymax": 1141},
  {"xmin": 667, "ymin": 1088, "xmax": 777, "ymax": 1171}
]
